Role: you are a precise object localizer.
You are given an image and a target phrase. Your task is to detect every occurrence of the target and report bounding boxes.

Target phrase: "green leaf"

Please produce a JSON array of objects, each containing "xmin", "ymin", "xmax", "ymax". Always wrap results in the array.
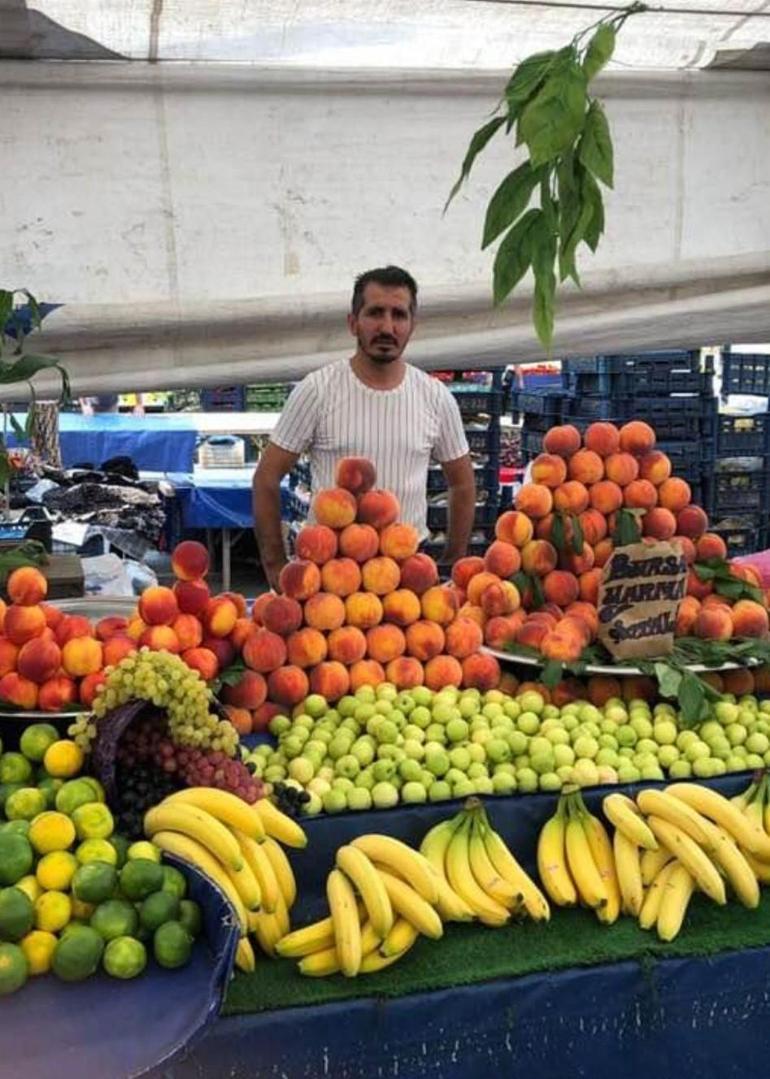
[
  {"xmin": 445, "ymin": 115, "xmax": 506, "ymax": 210},
  {"xmin": 0, "ymin": 353, "xmax": 61, "ymax": 384},
  {"xmin": 505, "ymin": 50, "xmax": 559, "ymax": 112},
  {"xmin": 21, "ymin": 290, "xmax": 41, "ymax": 330},
  {"xmin": 556, "ymin": 155, "xmax": 589, "ymax": 285},
  {"xmin": 715, "ymin": 578, "xmax": 744, "ymax": 600},
  {"xmin": 552, "ymin": 513, "xmax": 566, "ymax": 552},
  {"xmin": 531, "ymin": 573, "xmax": 545, "ymax": 610},
  {"xmin": 482, "ymin": 162, "xmax": 541, "ymax": 249},
  {"xmin": 530, "ymin": 215, "xmax": 557, "ymax": 349},
  {"xmin": 694, "ymin": 563, "xmax": 716, "ymax": 581},
  {"xmin": 581, "ymin": 170, "xmax": 605, "ymax": 251},
  {"xmin": 0, "ymin": 540, "xmax": 48, "ymax": 586},
  {"xmin": 0, "ymin": 291, "xmax": 13, "ymax": 343},
  {"xmin": 518, "ymin": 59, "xmax": 587, "ymax": 169},
  {"xmin": 578, "ymin": 100, "xmax": 614, "ymax": 188},
  {"xmin": 492, "ymin": 208, "xmax": 540, "ymax": 305},
  {"xmin": 8, "ymin": 411, "xmax": 26, "ymax": 442},
  {"xmin": 654, "ymin": 661, "xmax": 682, "ymax": 699},
  {"xmin": 582, "ymin": 24, "xmax": 616, "ymax": 81},
  {"xmin": 571, "ymin": 514, "xmax": 585, "ymax": 555},
  {"xmin": 218, "ymin": 661, "xmax": 246, "ymax": 687},
  {"xmin": 540, "ymin": 660, "xmax": 564, "ymax": 688},
  {"xmin": 0, "ymin": 454, "xmax": 10, "ymax": 489},
  {"xmin": 678, "ymin": 671, "xmax": 706, "ymax": 728}
]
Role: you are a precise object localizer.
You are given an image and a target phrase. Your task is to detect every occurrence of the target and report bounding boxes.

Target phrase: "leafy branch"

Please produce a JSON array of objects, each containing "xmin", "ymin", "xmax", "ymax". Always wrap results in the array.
[{"xmin": 445, "ymin": 2, "xmax": 647, "ymax": 349}]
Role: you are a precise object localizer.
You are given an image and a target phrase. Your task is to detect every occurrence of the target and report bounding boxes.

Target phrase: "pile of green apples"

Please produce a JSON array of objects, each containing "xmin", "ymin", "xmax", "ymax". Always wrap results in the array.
[{"xmin": 242, "ymin": 684, "xmax": 770, "ymax": 814}]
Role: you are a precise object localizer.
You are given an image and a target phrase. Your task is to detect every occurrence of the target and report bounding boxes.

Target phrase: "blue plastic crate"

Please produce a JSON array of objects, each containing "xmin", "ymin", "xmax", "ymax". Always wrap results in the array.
[
  {"xmin": 721, "ymin": 351, "xmax": 770, "ymax": 397},
  {"xmin": 710, "ymin": 517, "xmax": 769, "ymax": 558},
  {"xmin": 511, "ymin": 388, "xmax": 568, "ymax": 419},
  {"xmin": 465, "ymin": 424, "xmax": 501, "ymax": 455},
  {"xmin": 716, "ymin": 412, "xmax": 770, "ymax": 456},
  {"xmin": 703, "ymin": 463, "xmax": 770, "ymax": 516},
  {"xmin": 426, "ymin": 461, "xmax": 499, "ymax": 494},
  {"xmin": 561, "ymin": 351, "xmax": 710, "ymax": 398},
  {"xmin": 201, "ymin": 385, "xmax": 245, "ymax": 412},
  {"xmin": 449, "ymin": 385, "xmax": 505, "ymax": 418},
  {"xmin": 427, "ymin": 498, "xmax": 499, "ymax": 532}
]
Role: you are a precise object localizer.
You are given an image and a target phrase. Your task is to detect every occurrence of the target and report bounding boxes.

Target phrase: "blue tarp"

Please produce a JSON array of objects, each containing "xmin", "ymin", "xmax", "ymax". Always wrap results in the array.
[{"xmin": 164, "ymin": 469, "xmax": 254, "ymax": 530}]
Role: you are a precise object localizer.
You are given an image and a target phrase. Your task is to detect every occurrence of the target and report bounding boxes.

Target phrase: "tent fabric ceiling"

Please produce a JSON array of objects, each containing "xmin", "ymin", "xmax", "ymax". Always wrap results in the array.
[{"xmin": 2, "ymin": 0, "xmax": 769, "ymax": 70}]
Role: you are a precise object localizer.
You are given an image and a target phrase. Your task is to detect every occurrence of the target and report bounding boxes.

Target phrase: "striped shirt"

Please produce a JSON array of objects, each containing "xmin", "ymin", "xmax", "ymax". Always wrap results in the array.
[{"xmin": 271, "ymin": 359, "xmax": 469, "ymax": 537}]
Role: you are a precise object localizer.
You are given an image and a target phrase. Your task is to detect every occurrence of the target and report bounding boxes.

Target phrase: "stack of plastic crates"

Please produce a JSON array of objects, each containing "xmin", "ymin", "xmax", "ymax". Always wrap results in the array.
[
  {"xmin": 200, "ymin": 386, "xmax": 245, "ymax": 412},
  {"xmin": 244, "ymin": 383, "xmax": 294, "ymax": 412}
]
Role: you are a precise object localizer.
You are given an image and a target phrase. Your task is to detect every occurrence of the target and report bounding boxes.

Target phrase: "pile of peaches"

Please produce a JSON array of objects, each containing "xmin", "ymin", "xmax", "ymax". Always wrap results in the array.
[{"xmin": 455, "ymin": 420, "xmax": 770, "ymax": 665}]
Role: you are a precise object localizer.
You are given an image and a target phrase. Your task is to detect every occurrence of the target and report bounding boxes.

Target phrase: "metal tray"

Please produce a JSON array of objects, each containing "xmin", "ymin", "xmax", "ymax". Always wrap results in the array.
[{"xmin": 481, "ymin": 645, "xmax": 758, "ymax": 677}]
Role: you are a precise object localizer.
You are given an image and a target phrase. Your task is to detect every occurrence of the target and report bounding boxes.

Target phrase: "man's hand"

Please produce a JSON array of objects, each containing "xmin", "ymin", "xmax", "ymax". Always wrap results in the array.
[
  {"xmin": 253, "ymin": 442, "xmax": 299, "ymax": 590},
  {"xmin": 440, "ymin": 453, "xmax": 476, "ymax": 564},
  {"xmin": 262, "ymin": 558, "xmax": 287, "ymax": 593}
]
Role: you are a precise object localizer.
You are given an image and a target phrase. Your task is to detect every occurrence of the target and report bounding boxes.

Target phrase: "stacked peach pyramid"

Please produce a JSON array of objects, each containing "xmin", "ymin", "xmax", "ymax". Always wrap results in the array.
[{"xmin": 457, "ymin": 420, "xmax": 770, "ymax": 665}]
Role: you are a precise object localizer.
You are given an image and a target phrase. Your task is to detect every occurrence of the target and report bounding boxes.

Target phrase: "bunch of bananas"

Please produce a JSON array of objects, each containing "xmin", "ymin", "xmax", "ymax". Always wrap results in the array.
[{"xmin": 143, "ymin": 788, "xmax": 306, "ymax": 970}]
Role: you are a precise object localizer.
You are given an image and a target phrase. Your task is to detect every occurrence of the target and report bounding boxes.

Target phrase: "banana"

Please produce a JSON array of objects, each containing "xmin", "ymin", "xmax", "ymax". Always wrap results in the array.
[
  {"xmin": 162, "ymin": 787, "xmax": 266, "ymax": 841},
  {"xmin": 144, "ymin": 802, "xmax": 243, "ymax": 871},
  {"xmin": 150, "ymin": 830, "xmax": 248, "ymax": 933},
  {"xmin": 480, "ymin": 819, "xmax": 550, "ymax": 922},
  {"xmin": 380, "ymin": 917, "xmax": 420, "ymax": 957},
  {"xmin": 363, "ymin": 926, "xmax": 419, "ymax": 973},
  {"xmin": 666, "ymin": 783, "xmax": 770, "ymax": 861},
  {"xmin": 251, "ymin": 892, "xmax": 291, "ymax": 956},
  {"xmin": 223, "ymin": 856, "xmax": 262, "ymax": 912},
  {"xmin": 233, "ymin": 830, "xmax": 281, "ymax": 913},
  {"xmin": 640, "ymin": 846, "xmax": 674, "ymax": 887},
  {"xmin": 444, "ymin": 820, "xmax": 510, "ymax": 926},
  {"xmin": 360, "ymin": 947, "xmax": 413, "ymax": 974},
  {"xmin": 376, "ymin": 869, "xmax": 445, "ymax": 939},
  {"xmin": 565, "ymin": 810, "xmax": 607, "ymax": 910},
  {"xmin": 701, "ymin": 822, "xmax": 760, "ymax": 909},
  {"xmin": 537, "ymin": 807, "xmax": 578, "ymax": 908},
  {"xmin": 636, "ymin": 789, "xmax": 713, "ymax": 848},
  {"xmin": 603, "ymin": 793, "xmax": 658, "ymax": 851},
  {"xmin": 743, "ymin": 849, "xmax": 770, "ymax": 884},
  {"xmin": 646, "ymin": 816, "xmax": 726, "ymax": 906},
  {"xmin": 254, "ymin": 798, "xmax": 308, "ymax": 849},
  {"xmin": 656, "ymin": 863, "xmax": 695, "ymax": 942},
  {"xmin": 276, "ymin": 917, "xmax": 335, "ymax": 958},
  {"xmin": 327, "ymin": 868, "xmax": 362, "ymax": 977},
  {"xmin": 581, "ymin": 812, "xmax": 620, "ymax": 924},
  {"xmin": 351, "ymin": 835, "xmax": 439, "ymax": 904},
  {"xmin": 467, "ymin": 817, "xmax": 520, "ymax": 909},
  {"xmin": 235, "ymin": 936, "xmax": 257, "ymax": 973},
  {"xmin": 613, "ymin": 830, "xmax": 644, "ymax": 916},
  {"xmin": 732, "ymin": 782, "xmax": 756, "ymax": 811},
  {"xmin": 419, "ymin": 819, "xmax": 475, "ymax": 922},
  {"xmin": 298, "ymin": 944, "xmax": 342, "ymax": 977},
  {"xmin": 262, "ymin": 836, "xmax": 297, "ymax": 909},
  {"xmin": 638, "ymin": 860, "xmax": 677, "ymax": 930},
  {"xmin": 336, "ymin": 845, "xmax": 394, "ymax": 938}
]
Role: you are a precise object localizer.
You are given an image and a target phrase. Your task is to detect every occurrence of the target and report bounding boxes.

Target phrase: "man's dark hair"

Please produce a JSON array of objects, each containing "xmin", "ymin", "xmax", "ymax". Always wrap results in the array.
[{"xmin": 351, "ymin": 266, "xmax": 418, "ymax": 316}]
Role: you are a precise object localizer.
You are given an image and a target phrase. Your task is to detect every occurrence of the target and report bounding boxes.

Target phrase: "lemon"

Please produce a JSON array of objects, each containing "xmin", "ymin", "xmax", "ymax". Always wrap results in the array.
[
  {"xmin": 71, "ymin": 802, "xmax": 114, "ymax": 841},
  {"xmin": 127, "ymin": 841, "xmax": 161, "ymax": 864},
  {"xmin": 36, "ymin": 851, "xmax": 78, "ymax": 892},
  {"xmin": 76, "ymin": 838, "xmax": 118, "ymax": 866},
  {"xmin": 28, "ymin": 811, "xmax": 76, "ymax": 855},
  {"xmin": 15, "ymin": 875, "xmax": 42, "ymax": 904},
  {"xmin": 42, "ymin": 740, "xmax": 84, "ymax": 779},
  {"xmin": 70, "ymin": 897, "xmax": 96, "ymax": 921},
  {"xmin": 34, "ymin": 890, "xmax": 72, "ymax": 933},
  {"xmin": 20, "ymin": 930, "xmax": 57, "ymax": 975}
]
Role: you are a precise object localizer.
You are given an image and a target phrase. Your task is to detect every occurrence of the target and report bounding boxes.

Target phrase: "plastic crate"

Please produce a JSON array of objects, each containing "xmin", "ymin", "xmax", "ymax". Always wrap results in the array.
[
  {"xmin": 244, "ymin": 383, "xmax": 293, "ymax": 412},
  {"xmin": 200, "ymin": 386, "xmax": 245, "ymax": 412},
  {"xmin": 465, "ymin": 425, "xmax": 501, "ymax": 455},
  {"xmin": 511, "ymin": 388, "xmax": 567, "ymax": 420},
  {"xmin": 427, "ymin": 499, "xmax": 499, "ymax": 532},
  {"xmin": 716, "ymin": 412, "xmax": 770, "ymax": 456},
  {"xmin": 449, "ymin": 385, "xmax": 505, "ymax": 418},
  {"xmin": 426, "ymin": 462, "xmax": 499, "ymax": 494},
  {"xmin": 721, "ymin": 352, "xmax": 770, "ymax": 397},
  {"xmin": 710, "ymin": 517, "xmax": 769, "ymax": 558},
  {"xmin": 703, "ymin": 464, "xmax": 770, "ymax": 515},
  {"xmin": 561, "ymin": 352, "xmax": 710, "ymax": 397}
]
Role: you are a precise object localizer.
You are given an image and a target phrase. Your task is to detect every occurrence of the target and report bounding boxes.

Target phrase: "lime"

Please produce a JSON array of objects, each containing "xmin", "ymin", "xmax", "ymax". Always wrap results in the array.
[
  {"xmin": 0, "ymin": 833, "xmax": 34, "ymax": 885},
  {"xmin": 119, "ymin": 859, "xmax": 164, "ymax": 902},
  {"xmin": 36, "ymin": 851, "xmax": 78, "ymax": 891},
  {"xmin": 0, "ymin": 942, "xmax": 28, "ymax": 995},
  {"xmin": 20, "ymin": 724, "xmax": 60, "ymax": 763},
  {"xmin": 70, "ymin": 897, "xmax": 96, "ymax": 921},
  {"xmin": 178, "ymin": 899, "xmax": 202, "ymax": 938},
  {"xmin": 153, "ymin": 920, "xmax": 192, "ymax": 969},
  {"xmin": 28, "ymin": 811, "xmax": 76, "ymax": 854},
  {"xmin": 127, "ymin": 841, "xmax": 161, "ymax": 864},
  {"xmin": 71, "ymin": 861, "xmax": 117, "ymax": 904},
  {"xmin": 20, "ymin": 929, "xmax": 57, "ymax": 975},
  {"xmin": 79, "ymin": 777, "xmax": 106, "ymax": 803},
  {"xmin": 109, "ymin": 834, "xmax": 130, "ymax": 868},
  {"xmin": 161, "ymin": 865, "xmax": 187, "ymax": 900},
  {"xmin": 0, "ymin": 783, "xmax": 24, "ymax": 812},
  {"xmin": 0, "ymin": 887, "xmax": 34, "ymax": 942},
  {"xmin": 139, "ymin": 890, "xmax": 179, "ymax": 932},
  {"xmin": 1, "ymin": 820, "xmax": 30, "ymax": 838},
  {"xmin": 90, "ymin": 899, "xmax": 139, "ymax": 942},
  {"xmin": 36, "ymin": 776, "xmax": 64, "ymax": 809},
  {"xmin": 76, "ymin": 838, "xmax": 118, "ymax": 866},
  {"xmin": 34, "ymin": 890, "xmax": 72, "ymax": 933},
  {"xmin": 42, "ymin": 740, "xmax": 84, "ymax": 779},
  {"xmin": 103, "ymin": 936, "xmax": 147, "ymax": 979},
  {"xmin": 15, "ymin": 875, "xmax": 41, "ymax": 904},
  {"xmin": 55, "ymin": 778, "xmax": 99, "ymax": 816},
  {"xmin": 0, "ymin": 753, "xmax": 33, "ymax": 785},
  {"xmin": 4, "ymin": 787, "xmax": 47, "ymax": 822},
  {"xmin": 71, "ymin": 802, "xmax": 114, "ymax": 841},
  {"xmin": 52, "ymin": 925, "xmax": 104, "ymax": 982}
]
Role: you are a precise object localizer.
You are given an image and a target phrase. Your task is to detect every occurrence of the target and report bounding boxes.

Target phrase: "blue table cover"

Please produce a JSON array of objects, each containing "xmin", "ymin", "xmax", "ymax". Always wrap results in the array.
[{"xmin": 163, "ymin": 469, "xmax": 255, "ymax": 530}]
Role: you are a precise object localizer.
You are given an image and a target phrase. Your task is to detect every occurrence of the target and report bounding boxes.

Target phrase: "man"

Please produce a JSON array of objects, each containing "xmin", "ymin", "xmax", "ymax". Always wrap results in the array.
[{"xmin": 253, "ymin": 265, "xmax": 476, "ymax": 589}]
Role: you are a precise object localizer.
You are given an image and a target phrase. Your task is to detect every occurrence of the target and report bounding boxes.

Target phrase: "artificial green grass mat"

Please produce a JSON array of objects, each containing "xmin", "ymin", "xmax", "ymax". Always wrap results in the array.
[{"xmin": 222, "ymin": 891, "xmax": 770, "ymax": 1016}]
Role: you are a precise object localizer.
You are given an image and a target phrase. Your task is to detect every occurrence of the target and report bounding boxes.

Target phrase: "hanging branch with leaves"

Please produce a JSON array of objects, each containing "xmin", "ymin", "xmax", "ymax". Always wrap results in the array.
[{"xmin": 445, "ymin": 2, "xmax": 647, "ymax": 349}]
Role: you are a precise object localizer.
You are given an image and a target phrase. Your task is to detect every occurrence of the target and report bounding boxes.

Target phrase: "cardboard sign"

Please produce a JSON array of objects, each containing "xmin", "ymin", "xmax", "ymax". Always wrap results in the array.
[{"xmin": 597, "ymin": 541, "xmax": 688, "ymax": 660}]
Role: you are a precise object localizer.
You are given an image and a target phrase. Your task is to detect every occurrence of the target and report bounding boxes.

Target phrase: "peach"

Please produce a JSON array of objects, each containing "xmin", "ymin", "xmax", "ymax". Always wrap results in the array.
[
  {"xmin": 495, "ymin": 510, "xmax": 535, "ymax": 548},
  {"xmin": 483, "ymin": 540, "xmax": 521, "ymax": 579},
  {"xmin": 295, "ymin": 524, "xmax": 339, "ymax": 565},
  {"xmin": 676, "ymin": 505, "xmax": 709, "ymax": 540},
  {"xmin": 752, "ymin": 666, "xmax": 770, "ymax": 693},
  {"xmin": 95, "ymin": 616, "xmax": 128, "ymax": 641},
  {"xmin": 624, "ymin": 479, "xmax": 657, "ymax": 510},
  {"xmin": 672, "ymin": 536, "xmax": 697, "ymax": 564},
  {"xmin": 696, "ymin": 533, "xmax": 728, "ymax": 562},
  {"xmin": 382, "ymin": 588, "xmax": 422, "ymax": 626},
  {"xmin": 452, "ymin": 556, "xmax": 486, "ymax": 591},
  {"xmin": 568, "ymin": 449, "xmax": 604, "ymax": 485},
  {"xmin": 379, "ymin": 523, "xmax": 420, "ymax": 561},
  {"xmin": 480, "ymin": 580, "xmax": 520, "ymax": 617},
  {"xmin": 638, "ymin": 451, "xmax": 672, "ymax": 486},
  {"xmin": 578, "ymin": 509, "xmax": 608, "ymax": 546},
  {"xmin": 349, "ymin": 659, "xmax": 386, "ymax": 691},
  {"xmin": 565, "ymin": 602, "xmax": 600, "ymax": 636},
  {"xmin": 695, "ymin": 606, "xmax": 733, "ymax": 641},
  {"xmin": 174, "ymin": 578, "xmax": 211, "ymax": 618},
  {"xmin": 686, "ymin": 569, "xmax": 713, "ymax": 600},
  {"xmin": 405, "ymin": 620, "xmax": 446, "ymax": 661},
  {"xmin": 366, "ymin": 624, "xmax": 407, "ymax": 664},
  {"xmin": 498, "ymin": 671, "xmax": 520, "ymax": 696},
  {"xmin": 303, "ymin": 592, "xmax": 345, "ymax": 632},
  {"xmin": 327, "ymin": 625, "xmax": 368, "ymax": 664},
  {"xmin": 515, "ymin": 484, "xmax": 553, "ymax": 519},
  {"xmin": 345, "ymin": 592, "xmax": 384, "ymax": 629},
  {"xmin": 543, "ymin": 570, "xmax": 580, "ymax": 607},
  {"xmin": 243, "ymin": 628, "xmax": 288, "ymax": 673},
  {"xmin": 0, "ymin": 599, "xmax": 5, "ymax": 632},
  {"xmin": 530, "ymin": 610, "xmax": 560, "ymax": 627},
  {"xmin": 361, "ymin": 556, "xmax": 401, "ymax": 596},
  {"xmin": 444, "ymin": 617, "xmax": 484, "ymax": 659},
  {"xmin": 321, "ymin": 557, "xmax": 363, "ymax": 597},
  {"xmin": 286, "ymin": 627, "xmax": 328, "ymax": 668},
  {"xmin": 424, "ymin": 654, "xmax": 463, "ymax": 691},
  {"xmin": 731, "ymin": 599, "xmax": 769, "ymax": 639},
  {"xmin": 309, "ymin": 660, "xmax": 351, "ymax": 702},
  {"xmin": 702, "ymin": 593, "xmax": 731, "ymax": 610},
  {"xmin": 138, "ymin": 586, "xmax": 179, "ymax": 627},
  {"xmin": 589, "ymin": 480, "xmax": 623, "ymax": 515},
  {"xmin": 61, "ymin": 636, "xmax": 103, "ymax": 677},
  {"xmin": 722, "ymin": 668, "xmax": 756, "ymax": 696},
  {"xmin": 36, "ymin": 675, "xmax": 77, "ymax": 712},
  {"xmin": 658, "ymin": 478, "xmax": 692, "ymax": 514},
  {"xmin": 56, "ymin": 616, "xmax": 95, "ymax": 649},
  {"xmin": 139, "ymin": 626, "xmax": 181, "ymax": 654},
  {"xmin": 279, "ymin": 560, "xmax": 322, "ymax": 602},
  {"xmin": 200, "ymin": 596, "xmax": 239, "ymax": 639},
  {"xmin": 675, "ymin": 595, "xmax": 701, "ymax": 636},
  {"xmin": 103, "ymin": 635, "xmax": 137, "ymax": 667},
  {"xmin": 560, "ymin": 615, "xmax": 592, "ymax": 647},
  {"xmin": 484, "ymin": 612, "xmax": 526, "ymax": 650},
  {"xmin": 6, "ymin": 566, "xmax": 48, "ymax": 606},
  {"xmin": 39, "ymin": 603, "xmax": 63, "ymax": 630},
  {"xmin": 182, "ymin": 646, "xmax": 220, "ymax": 681},
  {"xmin": 461, "ymin": 653, "xmax": 501, "ymax": 692},
  {"xmin": 221, "ymin": 591, "xmax": 247, "ymax": 618},
  {"xmin": 421, "ymin": 585, "xmax": 460, "ymax": 626},
  {"xmin": 553, "ymin": 481, "xmax": 590, "ymax": 516},
  {"xmin": 79, "ymin": 671, "xmax": 107, "ymax": 709},
  {"xmin": 587, "ymin": 675, "xmax": 623, "ymax": 707},
  {"xmin": 642, "ymin": 507, "xmax": 677, "ymax": 540},
  {"xmin": 584, "ymin": 422, "xmax": 621, "ymax": 458},
  {"xmin": 521, "ymin": 541, "xmax": 558, "ymax": 577},
  {"xmin": 335, "ymin": 456, "xmax": 377, "ymax": 497},
  {"xmin": 204, "ymin": 636, "xmax": 238, "ymax": 669},
  {"xmin": 338, "ymin": 523, "xmax": 380, "ymax": 563},
  {"xmin": 252, "ymin": 701, "xmax": 283, "ymax": 733},
  {"xmin": 171, "ymin": 613, "xmax": 203, "ymax": 651},
  {"xmin": 621, "ymin": 676, "xmax": 657, "ymax": 702},
  {"xmin": 514, "ymin": 620, "xmax": 550, "ymax": 649},
  {"xmin": 252, "ymin": 591, "xmax": 276, "ymax": 626},
  {"xmin": 0, "ymin": 638, "xmax": 19, "ymax": 677},
  {"xmin": 605, "ymin": 453, "xmax": 639, "ymax": 487},
  {"xmin": 593, "ymin": 539, "xmax": 614, "ymax": 568},
  {"xmin": 536, "ymin": 513, "xmax": 573, "ymax": 545},
  {"xmin": 0, "ymin": 671, "xmax": 38, "ymax": 709},
  {"xmin": 171, "ymin": 540, "xmax": 210, "ymax": 581},
  {"xmin": 531, "ymin": 453, "xmax": 568, "ymax": 489},
  {"xmin": 399, "ymin": 553, "xmax": 439, "ymax": 595},
  {"xmin": 619, "ymin": 421, "xmax": 656, "ymax": 455},
  {"xmin": 385, "ymin": 656, "xmax": 425, "ymax": 690},
  {"xmin": 551, "ymin": 678, "xmax": 586, "ymax": 707},
  {"xmin": 731, "ymin": 563, "xmax": 763, "ymax": 588},
  {"xmin": 223, "ymin": 705, "xmax": 253, "ymax": 737},
  {"xmin": 17, "ymin": 637, "xmax": 61, "ymax": 684},
  {"xmin": 230, "ymin": 617, "xmax": 257, "ymax": 651},
  {"xmin": 267, "ymin": 665, "xmax": 310, "ymax": 707},
  {"xmin": 222, "ymin": 670, "xmax": 268, "ymax": 710},
  {"xmin": 579, "ymin": 568, "xmax": 603, "ymax": 606},
  {"xmin": 356, "ymin": 489, "xmax": 400, "ymax": 531},
  {"xmin": 457, "ymin": 604, "xmax": 486, "ymax": 630},
  {"xmin": 543, "ymin": 424, "xmax": 582, "ymax": 458},
  {"xmin": 560, "ymin": 545, "xmax": 595, "ymax": 576},
  {"xmin": 261, "ymin": 595, "xmax": 303, "ymax": 636},
  {"xmin": 312, "ymin": 487, "xmax": 358, "ymax": 529},
  {"xmin": 4, "ymin": 604, "xmax": 47, "ymax": 646}
]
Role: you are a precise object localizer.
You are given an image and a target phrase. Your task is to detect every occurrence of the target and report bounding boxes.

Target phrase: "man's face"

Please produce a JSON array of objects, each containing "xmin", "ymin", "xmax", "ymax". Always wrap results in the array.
[{"xmin": 348, "ymin": 283, "xmax": 415, "ymax": 364}]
